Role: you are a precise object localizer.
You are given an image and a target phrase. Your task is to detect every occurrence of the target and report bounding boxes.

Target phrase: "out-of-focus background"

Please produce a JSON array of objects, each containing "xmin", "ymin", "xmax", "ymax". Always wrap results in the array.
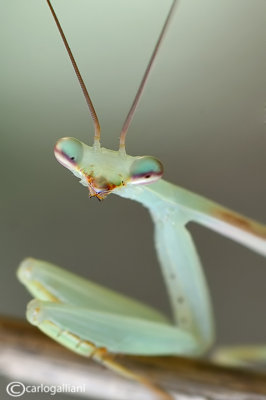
[{"xmin": 0, "ymin": 0, "xmax": 266, "ymax": 398}]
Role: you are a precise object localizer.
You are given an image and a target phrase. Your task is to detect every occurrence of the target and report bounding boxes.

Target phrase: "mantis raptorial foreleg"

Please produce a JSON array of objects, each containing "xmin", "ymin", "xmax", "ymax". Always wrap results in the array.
[
  {"xmin": 17, "ymin": 0, "xmax": 266, "ymax": 399},
  {"xmin": 18, "ymin": 176, "xmax": 266, "ymax": 378},
  {"xmin": 18, "ymin": 210, "xmax": 212, "ymax": 357}
]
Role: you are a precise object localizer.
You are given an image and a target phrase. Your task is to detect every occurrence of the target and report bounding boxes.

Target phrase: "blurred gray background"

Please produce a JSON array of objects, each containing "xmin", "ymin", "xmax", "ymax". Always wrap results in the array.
[{"xmin": 0, "ymin": 0, "xmax": 266, "ymax": 398}]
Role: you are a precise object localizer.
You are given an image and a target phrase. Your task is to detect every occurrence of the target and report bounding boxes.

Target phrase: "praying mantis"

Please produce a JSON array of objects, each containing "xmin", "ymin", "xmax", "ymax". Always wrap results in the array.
[{"xmin": 14, "ymin": 0, "xmax": 266, "ymax": 398}]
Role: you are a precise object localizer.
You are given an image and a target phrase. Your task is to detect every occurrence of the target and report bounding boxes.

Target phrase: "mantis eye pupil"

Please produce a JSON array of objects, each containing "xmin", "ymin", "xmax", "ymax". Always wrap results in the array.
[
  {"xmin": 54, "ymin": 137, "xmax": 84, "ymax": 169},
  {"xmin": 129, "ymin": 156, "xmax": 163, "ymax": 185}
]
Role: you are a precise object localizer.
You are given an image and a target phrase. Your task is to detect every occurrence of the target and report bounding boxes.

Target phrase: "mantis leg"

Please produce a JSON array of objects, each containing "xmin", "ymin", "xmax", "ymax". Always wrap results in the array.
[
  {"xmin": 17, "ymin": 258, "xmax": 168, "ymax": 322},
  {"xmin": 151, "ymin": 209, "xmax": 215, "ymax": 354},
  {"xmin": 118, "ymin": 178, "xmax": 266, "ymax": 359},
  {"xmin": 118, "ymin": 182, "xmax": 216, "ymax": 354},
  {"xmin": 26, "ymin": 299, "xmax": 198, "ymax": 356},
  {"xmin": 18, "ymin": 258, "xmax": 205, "ymax": 356},
  {"xmin": 26, "ymin": 303, "xmax": 178, "ymax": 400},
  {"xmin": 19, "ymin": 226, "xmax": 213, "ymax": 357}
]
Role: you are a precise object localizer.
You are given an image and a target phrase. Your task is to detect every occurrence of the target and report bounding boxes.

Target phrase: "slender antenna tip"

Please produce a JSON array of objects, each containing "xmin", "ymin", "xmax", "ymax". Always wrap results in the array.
[{"xmin": 45, "ymin": 0, "xmax": 101, "ymax": 145}]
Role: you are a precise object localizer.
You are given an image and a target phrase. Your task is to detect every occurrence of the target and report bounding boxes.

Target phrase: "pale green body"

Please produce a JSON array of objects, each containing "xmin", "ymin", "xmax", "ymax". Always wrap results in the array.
[
  {"xmin": 17, "ymin": 1, "xmax": 266, "ymax": 396},
  {"xmin": 18, "ymin": 144, "xmax": 266, "ymax": 361}
]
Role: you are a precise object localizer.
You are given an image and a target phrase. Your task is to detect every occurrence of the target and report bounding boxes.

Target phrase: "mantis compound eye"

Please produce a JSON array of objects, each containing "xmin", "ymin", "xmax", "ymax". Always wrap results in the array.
[
  {"xmin": 54, "ymin": 137, "xmax": 83, "ymax": 169},
  {"xmin": 129, "ymin": 156, "xmax": 163, "ymax": 185}
]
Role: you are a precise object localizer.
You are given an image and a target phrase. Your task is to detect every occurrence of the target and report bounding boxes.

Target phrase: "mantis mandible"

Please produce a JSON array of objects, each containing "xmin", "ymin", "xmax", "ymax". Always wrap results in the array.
[{"xmin": 17, "ymin": 1, "xmax": 266, "ymax": 398}]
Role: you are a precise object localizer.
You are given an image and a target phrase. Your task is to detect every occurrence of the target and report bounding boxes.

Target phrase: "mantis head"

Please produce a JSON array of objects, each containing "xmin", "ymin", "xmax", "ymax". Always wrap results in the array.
[
  {"xmin": 46, "ymin": 0, "xmax": 173, "ymax": 200},
  {"xmin": 54, "ymin": 137, "xmax": 163, "ymax": 200}
]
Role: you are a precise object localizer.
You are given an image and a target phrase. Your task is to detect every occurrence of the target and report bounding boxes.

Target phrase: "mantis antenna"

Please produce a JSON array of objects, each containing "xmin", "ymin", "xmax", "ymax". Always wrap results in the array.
[
  {"xmin": 46, "ymin": 0, "xmax": 178, "ymax": 151},
  {"xmin": 119, "ymin": 0, "xmax": 178, "ymax": 151},
  {"xmin": 46, "ymin": 0, "xmax": 101, "ymax": 146}
]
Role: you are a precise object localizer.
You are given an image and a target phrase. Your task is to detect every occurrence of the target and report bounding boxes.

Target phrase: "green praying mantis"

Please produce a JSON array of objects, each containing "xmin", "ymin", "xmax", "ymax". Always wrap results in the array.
[{"xmin": 16, "ymin": 0, "xmax": 266, "ymax": 398}]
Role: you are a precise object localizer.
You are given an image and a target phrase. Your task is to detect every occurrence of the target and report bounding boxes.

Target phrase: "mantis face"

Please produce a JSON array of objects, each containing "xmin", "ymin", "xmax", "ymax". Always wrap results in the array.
[{"xmin": 54, "ymin": 137, "xmax": 163, "ymax": 200}]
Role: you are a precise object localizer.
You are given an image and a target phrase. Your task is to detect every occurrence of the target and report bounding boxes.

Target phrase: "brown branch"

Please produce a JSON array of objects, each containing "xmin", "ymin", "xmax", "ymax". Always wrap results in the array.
[{"xmin": 1, "ymin": 316, "xmax": 266, "ymax": 400}]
